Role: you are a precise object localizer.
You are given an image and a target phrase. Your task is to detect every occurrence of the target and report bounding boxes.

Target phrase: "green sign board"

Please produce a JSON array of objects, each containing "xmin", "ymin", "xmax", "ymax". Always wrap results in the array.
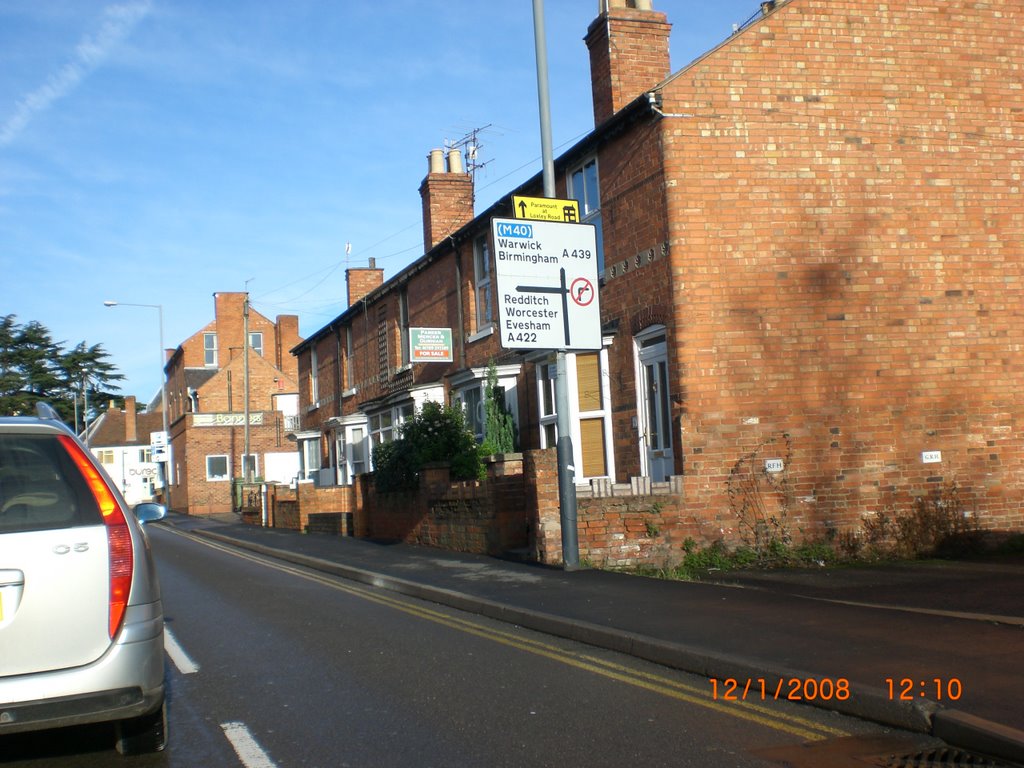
[{"xmin": 410, "ymin": 327, "xmax": 453, "ymax": 363}]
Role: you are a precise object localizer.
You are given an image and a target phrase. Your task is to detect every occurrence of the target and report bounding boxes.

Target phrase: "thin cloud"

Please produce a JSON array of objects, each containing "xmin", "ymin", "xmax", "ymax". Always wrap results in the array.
[{"xmin": 0, "ymin": 1, "xmax": 153, "ymax": 147}]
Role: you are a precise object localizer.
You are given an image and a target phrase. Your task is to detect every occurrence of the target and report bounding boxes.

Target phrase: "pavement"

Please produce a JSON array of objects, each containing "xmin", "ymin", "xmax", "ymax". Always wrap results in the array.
[{"xmin": 158, "ymin": 512, "xmax": 1024, "ymax": 765}]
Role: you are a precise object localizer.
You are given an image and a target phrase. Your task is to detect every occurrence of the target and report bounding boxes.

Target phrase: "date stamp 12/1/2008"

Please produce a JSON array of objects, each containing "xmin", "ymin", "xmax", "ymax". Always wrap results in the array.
[{"xmin": 708, "ymin": 677, "xmax": 964, "ymax": 704}]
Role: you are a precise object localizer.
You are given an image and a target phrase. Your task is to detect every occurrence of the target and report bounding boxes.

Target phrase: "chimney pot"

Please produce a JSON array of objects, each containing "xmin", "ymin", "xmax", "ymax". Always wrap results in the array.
[
  {"xmin": 448, "ymin": 149, "xmax": 464, "ymax": 174},
  {"xmin": 428, "ymin": 148, "xmax": 445, "ymax": 174}
]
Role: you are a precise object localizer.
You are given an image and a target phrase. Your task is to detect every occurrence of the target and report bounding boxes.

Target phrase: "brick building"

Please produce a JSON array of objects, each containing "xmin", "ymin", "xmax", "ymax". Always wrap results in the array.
[
  {"xmin": 291, "ymin": 0, "xmax": 1023, "ymax": 554},
  {"xmin": 167, "ymin": 292, "xmax": 302, "ymax": 515},
  {"xmin": 87, "ymin": 396, "xmax": 165, "ymax": 507}
]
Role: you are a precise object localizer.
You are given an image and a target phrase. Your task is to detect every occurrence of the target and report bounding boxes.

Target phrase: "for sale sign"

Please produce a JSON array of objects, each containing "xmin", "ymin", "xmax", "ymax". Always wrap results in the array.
[{"xmin": 410, "ymin": 327, "xmax": 453, "ymax": 363}]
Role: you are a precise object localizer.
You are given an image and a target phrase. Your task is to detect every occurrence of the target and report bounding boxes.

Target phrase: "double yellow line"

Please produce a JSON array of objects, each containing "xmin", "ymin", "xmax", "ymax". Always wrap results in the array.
[{"xmin": 167, "ymin": 528, "xmax": 849, "ymax": 742}]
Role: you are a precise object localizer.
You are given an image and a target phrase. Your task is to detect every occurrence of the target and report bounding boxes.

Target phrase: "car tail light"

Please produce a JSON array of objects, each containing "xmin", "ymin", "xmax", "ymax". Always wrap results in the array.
[{"xmin": 58, "ymin": 434, "xmax": 134, "ymax": 638}]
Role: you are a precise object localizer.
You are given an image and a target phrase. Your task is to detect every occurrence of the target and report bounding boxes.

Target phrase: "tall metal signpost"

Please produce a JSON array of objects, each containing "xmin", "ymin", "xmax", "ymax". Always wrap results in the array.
[
  {"xmin": 516, "ymin": 0, "xmax": 601, "ymax": 570},
  {"xmin": 243, "ymin": 293, "xmax": 252, "ymax": 483},
  {"xmin": 103, "ymin": 300, "xmax": 172, "ymax": 508}
]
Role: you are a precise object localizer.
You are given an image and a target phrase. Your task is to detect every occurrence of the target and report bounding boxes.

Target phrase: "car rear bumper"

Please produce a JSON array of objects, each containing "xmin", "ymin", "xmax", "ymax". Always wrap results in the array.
[
  {"xmin": 0, "ymin": 601, "xmax": 165, "ymax": 735},
  {"xmin": 0, "ymin": 685, "xmax": 164, "ymax": 735}
]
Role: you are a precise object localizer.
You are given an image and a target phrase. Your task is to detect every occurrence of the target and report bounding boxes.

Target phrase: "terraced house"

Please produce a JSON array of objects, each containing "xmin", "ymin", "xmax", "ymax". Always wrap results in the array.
[{"xmin": 290, "ymin": 0, "xmax": 1023, "ymax": 565}]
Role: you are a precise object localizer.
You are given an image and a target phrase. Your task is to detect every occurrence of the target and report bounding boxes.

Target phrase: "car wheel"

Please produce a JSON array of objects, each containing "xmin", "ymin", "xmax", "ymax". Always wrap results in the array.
[{"xmin": 115, "ymin": 702, "xmax": 168, "ymax": 755}]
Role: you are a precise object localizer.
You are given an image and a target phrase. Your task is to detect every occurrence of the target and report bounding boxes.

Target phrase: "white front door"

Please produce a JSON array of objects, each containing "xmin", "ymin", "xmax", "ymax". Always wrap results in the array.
[
  {"xmin": 637, "ymin": 333, "xmax": 674, "ymax": 482},
  {"xmin": 332, "ymin": 429, "xmax": 347, "ymax": 486}
]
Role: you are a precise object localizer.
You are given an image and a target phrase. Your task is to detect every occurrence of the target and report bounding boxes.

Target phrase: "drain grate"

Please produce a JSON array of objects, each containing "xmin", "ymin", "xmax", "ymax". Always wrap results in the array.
[
  {"xmin": 878, "ymin": 746, "xmax": 1018, "ymax": 768},
  {"xmin": 752, "ymin": 734, "xmax": 1021, "ymax": 768}
]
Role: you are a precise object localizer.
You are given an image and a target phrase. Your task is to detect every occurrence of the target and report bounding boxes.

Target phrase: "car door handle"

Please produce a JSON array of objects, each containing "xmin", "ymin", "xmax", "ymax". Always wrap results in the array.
[{"xmin": 0, "ymin": 569, "xmax": 25, "ymax": 587}]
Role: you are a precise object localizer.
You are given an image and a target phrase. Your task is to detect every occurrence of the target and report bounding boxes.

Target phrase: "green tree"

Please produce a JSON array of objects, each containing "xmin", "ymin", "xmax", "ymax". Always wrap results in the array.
[
  {"xmin": 0, "ymin": 314, "xmax": 123, "ymax": 425},
  {"xmin": 372, "ymin": 401, "xmax": 482, "ymax": 492},
  {"xmin": 0, "ymin": 315, "xmax": 23, "ymax": 412},
  {"xmin": 58, "ymin": 341, "xmax": 125, "ymax": 428},
  {"xmin": 479, "ymin": 360, "xmax": 518, "ymax": 456}
]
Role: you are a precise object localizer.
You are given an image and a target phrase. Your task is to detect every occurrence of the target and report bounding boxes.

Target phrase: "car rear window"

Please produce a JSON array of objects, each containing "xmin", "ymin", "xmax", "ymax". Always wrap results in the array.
[{"xmin": 0, "ymin": 434, "xmax": 104, "ymax": 533}]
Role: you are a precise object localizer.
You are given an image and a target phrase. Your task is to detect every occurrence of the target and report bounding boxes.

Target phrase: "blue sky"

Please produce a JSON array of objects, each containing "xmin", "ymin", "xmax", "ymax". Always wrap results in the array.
[{"xmin": 2, "ymin": 0, "xmax": 764, "ymax": 404}]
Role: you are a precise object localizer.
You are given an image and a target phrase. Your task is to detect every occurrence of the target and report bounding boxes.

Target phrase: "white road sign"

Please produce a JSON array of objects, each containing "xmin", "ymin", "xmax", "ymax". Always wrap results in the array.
[{"xmin": 491, "ymin": 217, "xmax": 601, "ymax": 351}]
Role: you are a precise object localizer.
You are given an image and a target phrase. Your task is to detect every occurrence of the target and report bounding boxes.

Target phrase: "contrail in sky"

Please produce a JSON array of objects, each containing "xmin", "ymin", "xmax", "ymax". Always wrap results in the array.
[{"xmin": 0, "ymin": 1, "xmax": 153, "ymax": 147}]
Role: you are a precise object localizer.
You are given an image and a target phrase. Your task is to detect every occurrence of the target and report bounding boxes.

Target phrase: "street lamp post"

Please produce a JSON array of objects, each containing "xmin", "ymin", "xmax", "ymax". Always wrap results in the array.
[{"xmin": 103, "ymin": 300, "xmax": 172, "ymax": 508}]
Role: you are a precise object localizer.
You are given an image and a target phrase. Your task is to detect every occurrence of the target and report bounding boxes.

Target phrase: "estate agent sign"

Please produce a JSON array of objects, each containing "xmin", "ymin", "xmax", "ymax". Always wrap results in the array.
[
  {"xmin": 491, "ymin": 217, "xmax": 601, "ymax": 351},
  {"xmin": 409, "ymin": 327, "xmax": 454, "ymax": 362}
]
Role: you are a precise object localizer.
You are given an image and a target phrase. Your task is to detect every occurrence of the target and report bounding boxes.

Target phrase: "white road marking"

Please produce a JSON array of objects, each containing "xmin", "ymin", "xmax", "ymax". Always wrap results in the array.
[
  {"xmin": 163, "ymin": 627, "xmax": 200, "ymax": 674},
  {"xmin": 221, "ymin": 722, "xmax": 278, "ymax": 768}
]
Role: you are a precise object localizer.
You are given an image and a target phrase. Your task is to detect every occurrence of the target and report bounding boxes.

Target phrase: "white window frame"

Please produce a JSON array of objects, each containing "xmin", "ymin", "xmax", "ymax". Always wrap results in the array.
[
  {"xmin": 456, "ymin": 383, "xmax": 486, "ymax": 443},
  {"xmin": 241, "ymin": 453, "xmax": 259, "ymax": 480},
  {"xmin": 203, "ymin": 332, "xmax": 218, "ymax": 367},
  {"xmin": 206, "ymin": 454, "xmax": 230, "ymax": 481},
  {"xmin": 536, "ymin": 361, "xmax": 558, "ymax": 452},
  {"xmin": 451, "ymin": 364, "xmax": 520, "ymax": 447},
  {"xmin": 368, "ymin": 410, "xmax": 394, "ymax": 448},
  {"xmin": 309, "ymin": 345, "xmax": 319, "ymax": 404},
  {"xmin": 344, "ymin": 326, "xmax": 355, "ymax": 395},
  {"xmin": 399, "ymin": 289, "xmax": 410, "ymax": 368},
  {"xmin": 473, "ymin": 233, "xmax": 493, "ymax": 330},
  {"xmin": 347, "ymin": 424, "xmax": 368, "ymax": 478},
  {"xmin": 633, "ymin": 325, "xmax": 676, "ymax": 481},
  {"xmin": 533, "ymin": 347, "xmax": 614, "ymax": 482},
  {"xmin": 249, "ymin": 331, "xmax": 264, "ymax": 357},
  {"xmin": 567, "ymin": 156, "xmax": 604, "ymax": 274},
  {"xmin": 297, "ymin": 436, "xmax": 321, "ymax": 481}
]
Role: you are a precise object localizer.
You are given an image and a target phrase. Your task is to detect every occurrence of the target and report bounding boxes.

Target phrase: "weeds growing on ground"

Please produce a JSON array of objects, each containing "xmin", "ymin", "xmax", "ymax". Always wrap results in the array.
[{"xmin": 624, "ymin": 480, "xmax": 1005, "ymax": 582}]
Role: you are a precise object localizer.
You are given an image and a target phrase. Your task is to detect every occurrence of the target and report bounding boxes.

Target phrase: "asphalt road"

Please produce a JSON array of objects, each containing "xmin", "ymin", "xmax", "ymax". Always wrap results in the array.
[{"xmin": 1, "ymin": 526, "xmax": 951, "ymax": 767}]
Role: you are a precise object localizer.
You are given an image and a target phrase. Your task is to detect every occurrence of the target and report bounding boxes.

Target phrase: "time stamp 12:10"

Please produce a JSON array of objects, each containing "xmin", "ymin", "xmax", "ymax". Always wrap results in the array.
[{"xmin": 708, "ymin": 677, "xmax": 963, "ymax": 702}]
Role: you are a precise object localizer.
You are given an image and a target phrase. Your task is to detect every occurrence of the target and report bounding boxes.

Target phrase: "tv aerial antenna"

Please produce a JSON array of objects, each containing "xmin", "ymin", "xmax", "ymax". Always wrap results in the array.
[{"xmin": 445, "ymin": 124, "xmax": 494, "ymax": 194}]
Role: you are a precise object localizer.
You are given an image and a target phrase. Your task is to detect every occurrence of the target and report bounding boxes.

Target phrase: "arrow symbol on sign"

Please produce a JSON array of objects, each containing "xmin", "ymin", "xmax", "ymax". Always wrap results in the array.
[
  {"xmin": 516, "ymin": 268, "xmax": 571, "ymax": 348},
  {"xmin": 518, "ymin": 199, "xmax": 528, "ymax": 218}
]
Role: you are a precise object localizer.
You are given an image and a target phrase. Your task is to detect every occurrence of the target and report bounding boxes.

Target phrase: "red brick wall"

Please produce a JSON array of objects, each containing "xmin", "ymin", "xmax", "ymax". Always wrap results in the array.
[
  {"xmin": 177, "ymin": 412, "xmax": 292, "ymax": 515},
  {"xmin": 658, "ymin": 0, "xmax": 1024, "ymax": 534},
  {"xmin": 596, "ymin": 116, "xmax": 675, "ymax": 479},
  {"xmin": 168, "ymin": 293, "xmax": 297, "ymax": 382},
  {"xmin": 524, "ymin": 449, "xmax": 561, "ymax": 564},
  {"xmin": 362, "ymin": 457, "xmax": 528, "ymax": 555},
  {"xmin": 289, "ymin": 0, "xmax": 1023, "ymax": 550}
]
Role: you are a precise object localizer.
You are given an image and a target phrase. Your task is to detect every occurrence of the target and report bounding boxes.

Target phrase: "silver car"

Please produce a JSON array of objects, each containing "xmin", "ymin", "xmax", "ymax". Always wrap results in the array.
[{"xmin": 0, "ymin": 404, "xmax": 167, "ymax": 755}]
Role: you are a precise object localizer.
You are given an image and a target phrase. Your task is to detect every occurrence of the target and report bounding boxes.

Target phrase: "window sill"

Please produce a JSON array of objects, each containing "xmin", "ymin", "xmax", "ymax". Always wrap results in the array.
[
  {"xmin": 467, "ymin": 325, "xmax": 494, "ymax": 344},
  {"xmin": 342, "ymin": 388, "xmax": 358, "ymax": 399}
]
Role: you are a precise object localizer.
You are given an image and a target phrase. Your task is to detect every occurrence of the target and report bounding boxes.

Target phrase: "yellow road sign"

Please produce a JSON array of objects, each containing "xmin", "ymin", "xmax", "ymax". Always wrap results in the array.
[{"xmin": 512, "ymin": 195, "xmax": 581, "ymax": 223}]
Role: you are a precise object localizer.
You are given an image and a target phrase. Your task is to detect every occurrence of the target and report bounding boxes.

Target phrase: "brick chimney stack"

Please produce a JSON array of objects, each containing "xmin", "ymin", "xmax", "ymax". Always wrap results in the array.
[
  {"xmin": 124, "ymin": 395, "xmax": 137, "ymax": 443},
  {"xmin": 346, "ymin": 257, "xmax": 384, "ymax": 306},
  {"xmin": 274, "ymin": 314, "xmax": 301, "ymax": 379},
  {"xmin": 213, "ymin": 292, "xmax": 247, "ymax": 362},
  {"xmin": 419, "ymin": 148, "xmax": 474, "ymax": 253},
  {"xmin": 585, "ymin": 0, "xmax": 672, "ymax": 126}
]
